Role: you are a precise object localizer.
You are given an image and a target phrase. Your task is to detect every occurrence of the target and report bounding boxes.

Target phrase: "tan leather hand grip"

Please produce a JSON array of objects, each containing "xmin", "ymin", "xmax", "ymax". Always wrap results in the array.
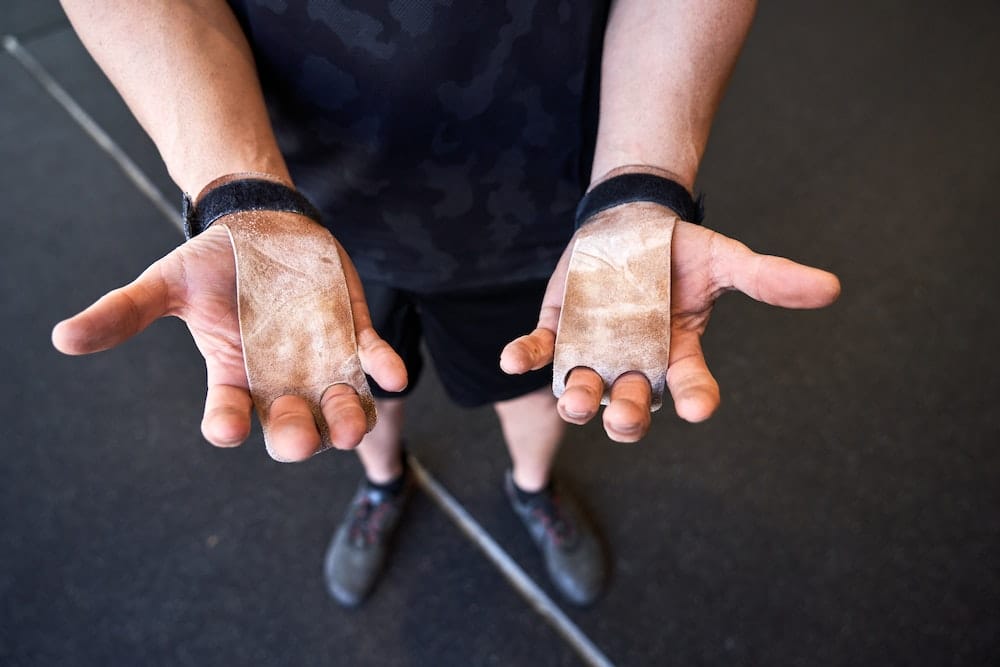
[
  {"xmin": 218, "ymin": 210, "xmax": 375, "ymax": 457},
  {"xmin": 553, "ymin": 203, "xmax": 675, "ymax": 410}
]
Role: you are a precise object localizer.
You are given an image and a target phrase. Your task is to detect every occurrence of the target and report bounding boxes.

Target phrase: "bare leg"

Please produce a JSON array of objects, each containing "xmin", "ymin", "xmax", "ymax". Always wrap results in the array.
[
  {"xmin": 494, "ymin": 385, "xmax": 566, "ymax": 492},
  {"xmin": 355, "ymin": 398, "xmax": 406, "ymax": 484}
]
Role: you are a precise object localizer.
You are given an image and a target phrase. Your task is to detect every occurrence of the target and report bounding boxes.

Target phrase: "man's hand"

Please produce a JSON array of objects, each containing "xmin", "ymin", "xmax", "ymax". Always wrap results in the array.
[
  {"xmin": 51, "ymin": 225, "xmax": 407, "ymax": 461},
  {"xmin": 500, "ymin": 219, "xmax": 841, "ymax": 443}
]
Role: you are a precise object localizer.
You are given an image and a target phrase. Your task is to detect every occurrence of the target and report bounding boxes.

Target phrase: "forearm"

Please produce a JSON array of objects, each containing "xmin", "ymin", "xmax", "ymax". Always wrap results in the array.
[
  {"xmin": 61, "ymin": 0, "xmax": 289, "ymax": 196},
  {"xmin": 591, "ymin": 0, "xmax": 756, "ymax": 191}
]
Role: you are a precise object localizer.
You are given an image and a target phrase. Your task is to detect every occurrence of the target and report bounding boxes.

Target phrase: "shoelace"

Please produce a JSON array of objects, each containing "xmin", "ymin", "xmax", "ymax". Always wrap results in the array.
[
  {"xmin": 529, "ymin": 492, "xmax": 577, "ymax": 547},
  {"xmin": 347, "ymin": 495, "xmax": 393, "ymax": 548}
]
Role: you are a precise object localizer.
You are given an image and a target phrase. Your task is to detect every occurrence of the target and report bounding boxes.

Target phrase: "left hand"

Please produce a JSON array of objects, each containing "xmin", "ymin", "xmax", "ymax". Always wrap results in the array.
[{"xmin": 500, "ymin": 218, "xmax": 841, "ymax": 442}]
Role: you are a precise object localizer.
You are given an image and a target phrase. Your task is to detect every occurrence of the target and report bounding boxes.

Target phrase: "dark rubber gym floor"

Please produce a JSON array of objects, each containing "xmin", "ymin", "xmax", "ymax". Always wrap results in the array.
[{"xmin": 2, "ymin": 2, "xmax": 998, "ymax": 665}]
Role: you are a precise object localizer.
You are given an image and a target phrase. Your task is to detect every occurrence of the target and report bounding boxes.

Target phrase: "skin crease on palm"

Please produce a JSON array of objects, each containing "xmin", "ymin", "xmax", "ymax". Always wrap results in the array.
[{"xmin": 51, "ymin": 208, "xmax": 840, "ymax": 459}]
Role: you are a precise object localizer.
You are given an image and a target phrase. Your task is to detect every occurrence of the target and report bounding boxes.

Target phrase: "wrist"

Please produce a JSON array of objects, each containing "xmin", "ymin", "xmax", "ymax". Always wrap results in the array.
[
  {"xmin": 171, "ymin": 145, "xmax": 292, "ymax": 199},
  {"xmin": 182, "ymin": 174, "xmax": 321, "ymax": 240},
  {"xmin": 576, "ymin": 165, "xmax": 704, "ymax": 227},
  {"xmin": 191, "ymin": 172, "xmax": 292, "ymax": 205},
  {"xmin": 588, "ymin": 164, "xmax": 692, "ymax": 195},
  {"xmin": 589, "ymin": 148, "xmax": 698, "ymax": 194}
]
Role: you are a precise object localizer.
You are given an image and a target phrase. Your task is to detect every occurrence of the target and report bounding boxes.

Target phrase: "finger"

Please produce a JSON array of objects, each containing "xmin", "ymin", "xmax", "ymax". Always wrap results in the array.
[
  {"xmin": 666, "ymin": 330, "xmax": 720, "ymax": 423},
  {"xmin": 201, "ymin": 384, "xmax": 253, "ymax": 447},
  {"xmin": 500, "ymin": 239, "xmax": 573, "ymax": 374},
  {"xmin": 556, "ymin": 366, "xmax": 603, "ymax": 424},
  {"xmin": 198, "ymin": 326, "xmax": 252, "ymax": 446},
  {"xmin": 500, "ymin": 327, "xmax": 556, "ymax": 375},
  {"xmin": 536, "ymin": 238, "xmax": 575, "ymax": 329},
  {"xmin": 266, "ymin": 395, "xmax": 322, "ymax": 462},
  {"xmin": 718, "ymin": 237, "xmax": 841, "ymax": 309},
  {"xmin": 52, "ymin": 262, "xmax": 171, "ymax": 355},
  {"xmin": 355, "ymin": 327, "xmax": 408, "ymax": 393},
  {"xmin": 336, "ymin": 241, "xmax": 409, "ymax": 393},
  {"xmin": 320, "ymin": 384, "xmax": 369, "ymax": 450},
  {"xmin": 603, "ymin": 372, "xmax": 652, "ymax": 442}
]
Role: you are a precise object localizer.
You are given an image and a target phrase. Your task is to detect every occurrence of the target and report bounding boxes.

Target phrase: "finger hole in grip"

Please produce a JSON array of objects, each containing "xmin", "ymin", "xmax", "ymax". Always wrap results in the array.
[
  {"xmin": 320, "ymin": 382, "xmax": 376, "ymax": 450},
  {"xmin": 262, "ymin": 394, "xmax": 323, "ymax": 463},
  {"xmin": 556, "ymin": 366, "xmax": 604, "ymax": 414},
  {"xmin": 221, "ymin": 210, "xmax": 377, "ymax": 458},
  {"xmin": 552, "ymin": 205, "xmax": 675, "ymax": 412}
]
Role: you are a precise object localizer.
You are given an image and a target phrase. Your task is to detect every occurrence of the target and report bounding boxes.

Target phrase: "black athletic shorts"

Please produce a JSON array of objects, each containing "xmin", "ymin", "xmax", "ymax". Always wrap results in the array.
[{"xmin": 361, "ymin": 279, "xmax": 552, "ymax": 407}]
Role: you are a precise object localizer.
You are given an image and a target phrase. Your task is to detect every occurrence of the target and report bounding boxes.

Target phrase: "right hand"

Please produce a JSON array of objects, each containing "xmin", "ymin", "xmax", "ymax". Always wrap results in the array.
[{"xmin": 51, "ymin": 224, "xmax": 407, "ymax": 461}]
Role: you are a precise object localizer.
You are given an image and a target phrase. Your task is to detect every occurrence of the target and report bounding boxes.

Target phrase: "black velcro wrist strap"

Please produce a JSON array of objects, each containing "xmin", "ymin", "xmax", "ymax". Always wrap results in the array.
[
  {"xmin": 182, "ymin": 178, "xmax": 322, "ymax": 239},
  {"xmin": 574, "ymin": 172, "xmax": 704, "ymax": 229}
]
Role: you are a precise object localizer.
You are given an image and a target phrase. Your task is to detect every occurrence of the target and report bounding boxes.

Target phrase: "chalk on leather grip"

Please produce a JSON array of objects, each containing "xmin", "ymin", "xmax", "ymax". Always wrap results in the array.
[
  {"xmin": 217, "ymin": 210, "xmax": 375, "ymax": 458},
  {"xmin": 552, "ymin": 203, "xmax": 675, "ymax": 411}
]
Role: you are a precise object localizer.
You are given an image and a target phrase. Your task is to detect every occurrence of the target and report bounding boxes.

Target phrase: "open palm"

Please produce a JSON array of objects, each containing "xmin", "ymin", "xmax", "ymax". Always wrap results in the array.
[
  {"xmin": 501, "ymin": 216, "xmax": 841, "ymax": 442},
  {"xmin": 52, "ymin": 224, "xmax": 407, "ymax": 461}
]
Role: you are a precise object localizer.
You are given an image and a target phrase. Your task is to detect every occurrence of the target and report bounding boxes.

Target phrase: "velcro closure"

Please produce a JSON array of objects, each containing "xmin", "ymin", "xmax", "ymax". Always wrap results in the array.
[
  {"xmin": 574, "ymin": 172, "xmax": 703, "ymax": 229},
  {"xmin": 183, "ymin": 178, "xmax": 322, "ymax": 239}
]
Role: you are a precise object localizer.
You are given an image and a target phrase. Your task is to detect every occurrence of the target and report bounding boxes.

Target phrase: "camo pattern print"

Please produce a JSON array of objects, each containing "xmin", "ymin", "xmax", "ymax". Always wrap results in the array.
[{"xmin": 227, "ymin": 0, "xmax": 608, "ymax": 291}]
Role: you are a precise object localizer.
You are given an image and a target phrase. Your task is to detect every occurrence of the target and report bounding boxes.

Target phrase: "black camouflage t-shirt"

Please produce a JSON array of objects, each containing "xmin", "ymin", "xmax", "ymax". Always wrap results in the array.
[{"xmin": 227, "ymin": 0, "xmax": 608, "ymax": 291}]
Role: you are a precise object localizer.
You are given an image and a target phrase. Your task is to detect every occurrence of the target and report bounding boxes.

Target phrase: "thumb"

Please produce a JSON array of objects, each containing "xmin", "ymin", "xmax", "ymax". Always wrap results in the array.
[
  {"xmin": 717, "ymin": 236, "xmax": 841, "ymax": 309},
  {"xmin": 52, "ymin": 261, "xmax": 172, "ymax": 355}
]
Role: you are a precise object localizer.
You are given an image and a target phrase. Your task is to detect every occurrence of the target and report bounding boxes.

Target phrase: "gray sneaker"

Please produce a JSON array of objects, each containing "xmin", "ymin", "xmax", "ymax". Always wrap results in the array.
[
  {"xmin": 504, "ymin": 470, "xmax": 606, "ymax": 606},
  {"xmin": 323, "ymin": 471, "xmax": 413, "ymax": 607}
]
